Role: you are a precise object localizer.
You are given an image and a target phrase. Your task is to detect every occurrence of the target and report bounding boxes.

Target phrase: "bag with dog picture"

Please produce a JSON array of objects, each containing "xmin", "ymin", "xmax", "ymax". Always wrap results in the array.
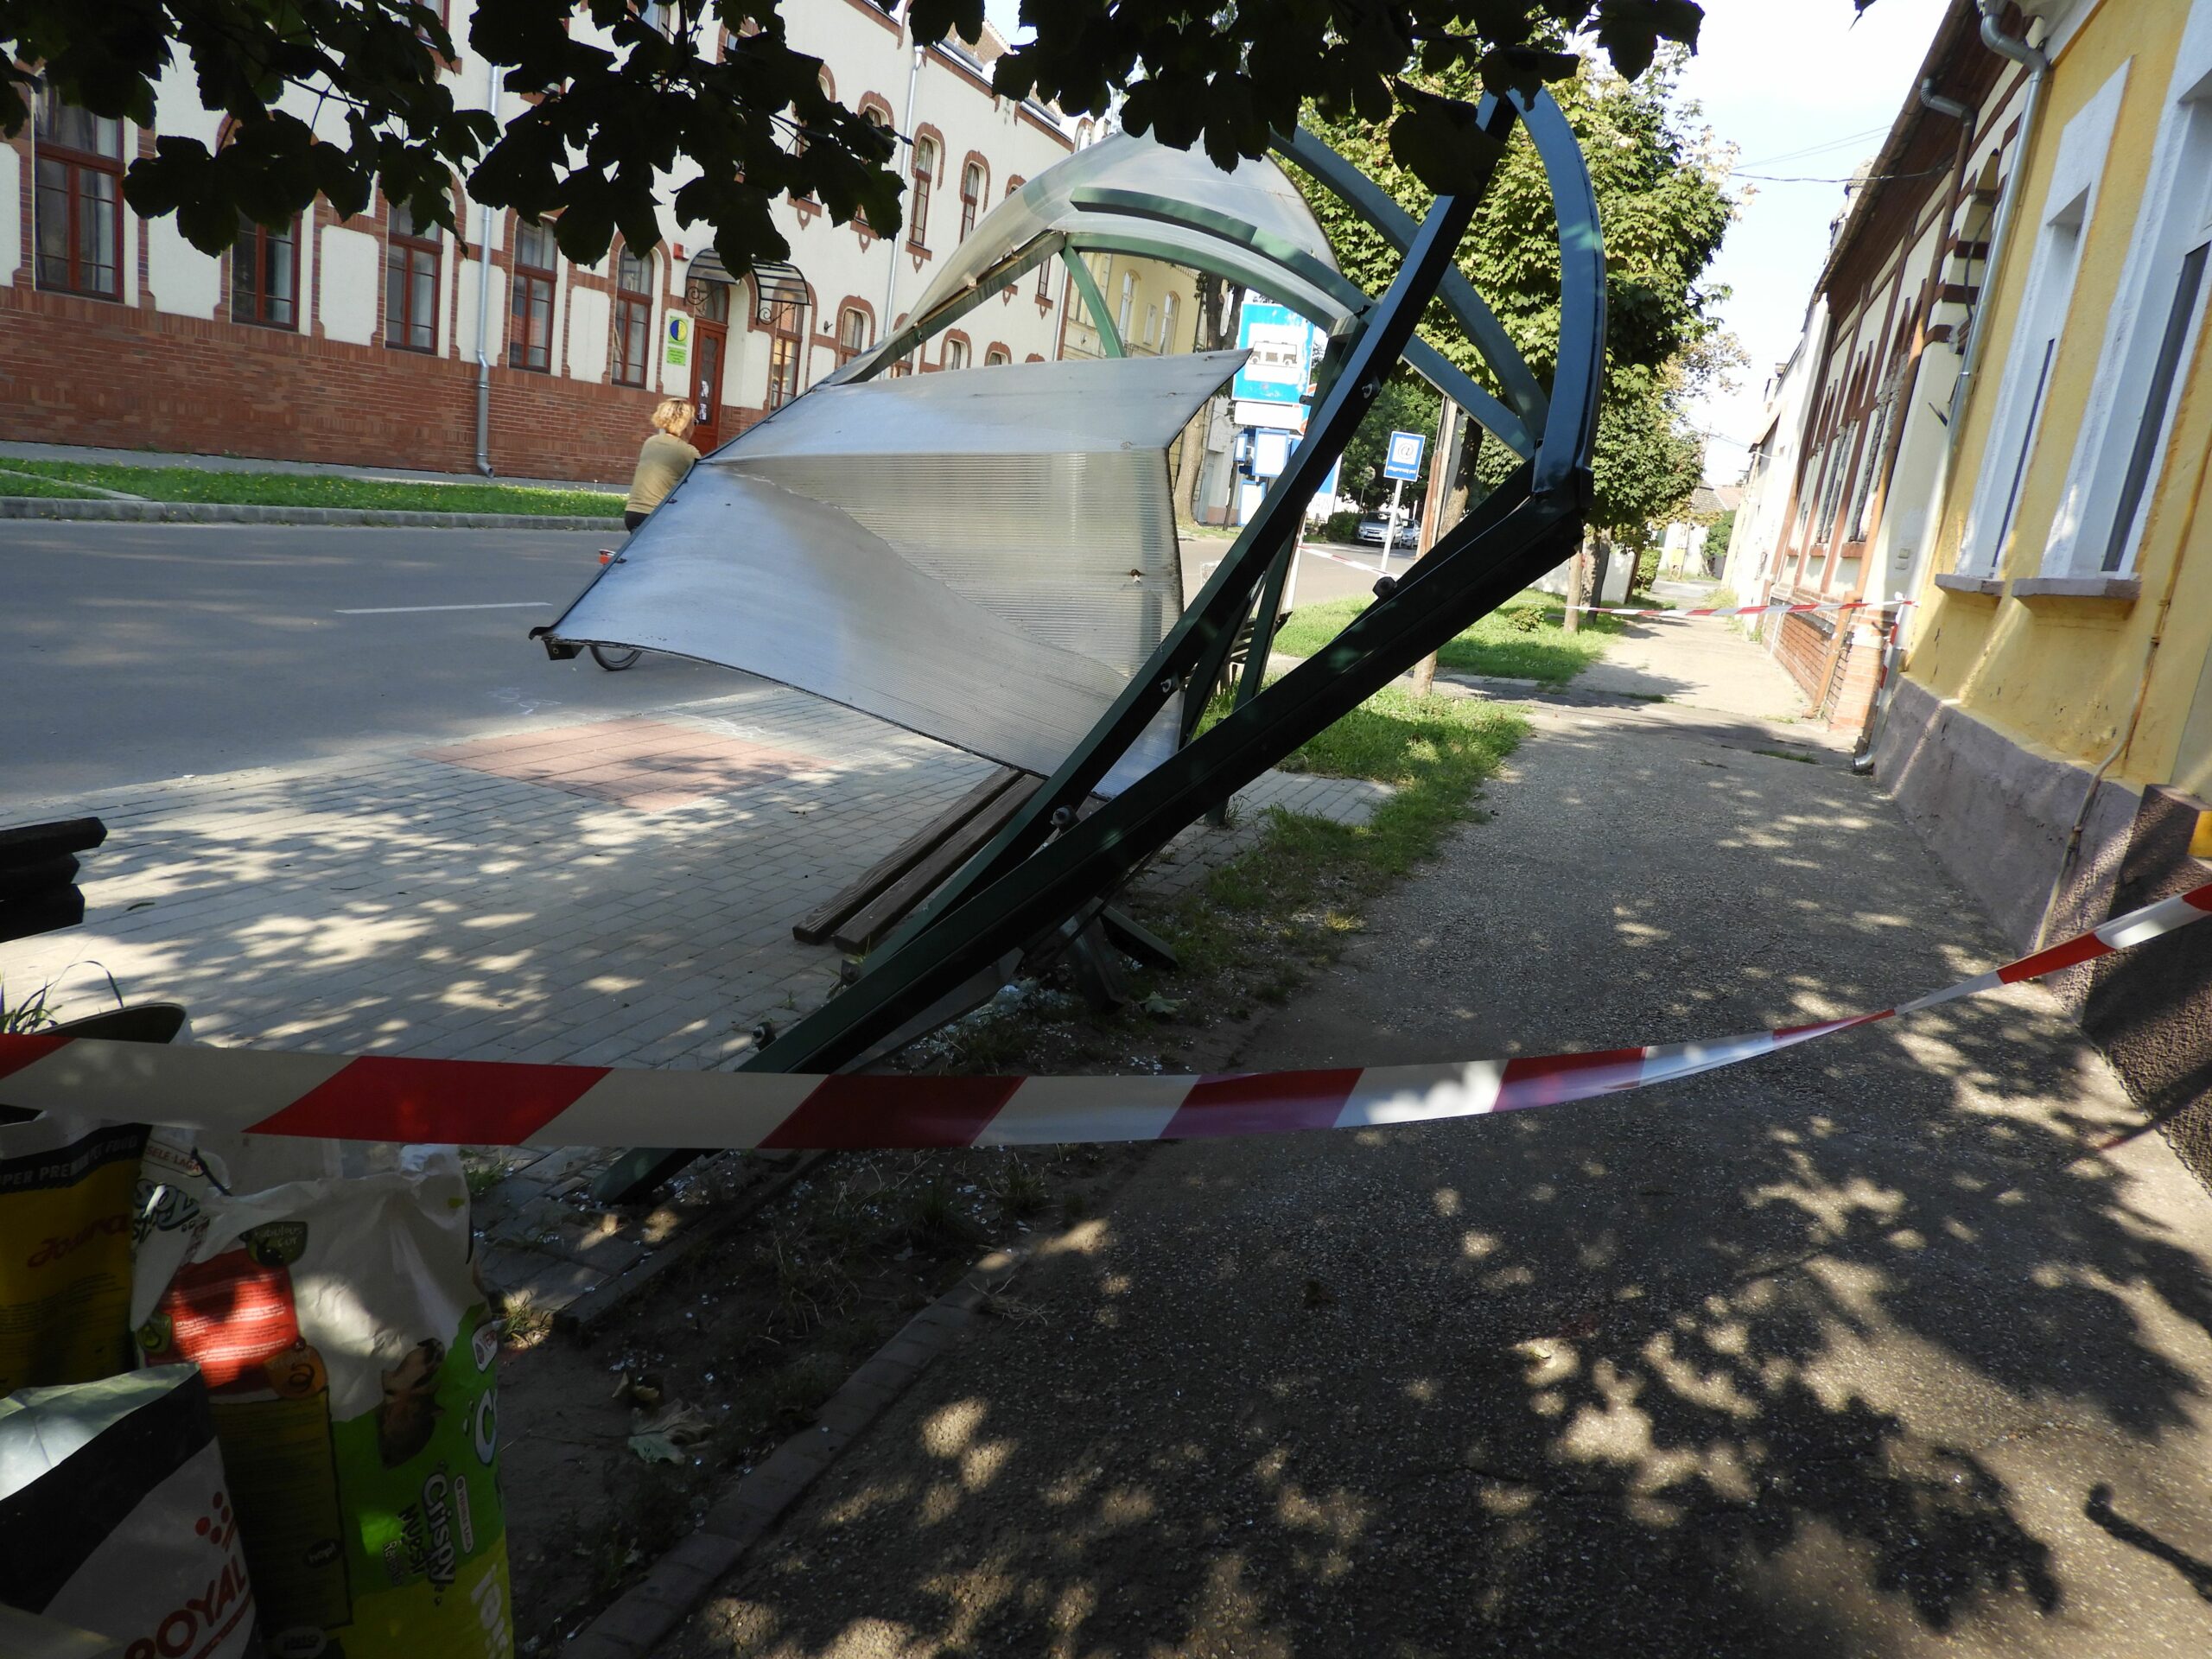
[{"xmin": 131, "ymin": 1141, "xmax": 512, "ymax": 1659}]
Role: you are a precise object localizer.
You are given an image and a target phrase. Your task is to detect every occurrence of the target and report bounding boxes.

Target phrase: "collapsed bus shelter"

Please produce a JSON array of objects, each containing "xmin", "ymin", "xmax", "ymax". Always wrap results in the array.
[{"xmin": 537, "ymin": 90, "xmax": 1605, "ymax": 1198}]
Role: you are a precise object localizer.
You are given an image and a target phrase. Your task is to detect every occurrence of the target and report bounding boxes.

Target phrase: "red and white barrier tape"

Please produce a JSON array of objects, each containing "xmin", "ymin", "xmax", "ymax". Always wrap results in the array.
[
  {"xmin": 1560, "ymin": 596, "xmax": 1919, "ymax": 621},
  {"xmin": 2, "ymin": 882, "xmax": 2205, "ymax": 1152}
]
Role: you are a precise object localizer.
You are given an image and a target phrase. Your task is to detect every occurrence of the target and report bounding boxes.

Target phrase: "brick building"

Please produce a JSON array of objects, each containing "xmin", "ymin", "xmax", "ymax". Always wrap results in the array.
[{"xmin": 0, "ymin": 0, "xmax": 1077, "ymax": 482}]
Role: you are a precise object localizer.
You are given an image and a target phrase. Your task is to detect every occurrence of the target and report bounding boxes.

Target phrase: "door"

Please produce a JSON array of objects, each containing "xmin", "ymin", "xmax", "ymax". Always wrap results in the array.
[
  {"xmin": 689, "ymin": 278, "xmax": 732, "ymax": 452},
  {"xmin": 690, "ymin": 323, "xmax": 728, "ymax": 453}
]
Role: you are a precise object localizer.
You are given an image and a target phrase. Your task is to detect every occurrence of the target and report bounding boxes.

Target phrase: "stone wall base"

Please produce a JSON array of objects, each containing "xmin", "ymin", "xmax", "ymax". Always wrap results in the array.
[{"xmin": 1874, "ymin": 676, "xmax": 2212, "ymax": 1188}]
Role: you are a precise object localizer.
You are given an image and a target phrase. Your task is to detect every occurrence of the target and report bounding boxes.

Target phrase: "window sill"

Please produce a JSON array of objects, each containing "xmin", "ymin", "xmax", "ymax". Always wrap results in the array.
[
  {"xmin": 1933, "ymin": 573, "xmax": 2004, "ymax": 596},
  {"xmin": 2012, "ymin": 575, "xmax": 2140, "ymax": 606}
]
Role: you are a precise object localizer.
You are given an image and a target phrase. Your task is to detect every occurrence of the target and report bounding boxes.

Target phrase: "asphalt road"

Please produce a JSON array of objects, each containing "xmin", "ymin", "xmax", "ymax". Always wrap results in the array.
[
  {"xmin": 7, "ymin": 522, "xmax": 1409, "ymax": 803},
  {"xmin": 2, "ymin": 520, "xmax": 744, "ymax": 800}
]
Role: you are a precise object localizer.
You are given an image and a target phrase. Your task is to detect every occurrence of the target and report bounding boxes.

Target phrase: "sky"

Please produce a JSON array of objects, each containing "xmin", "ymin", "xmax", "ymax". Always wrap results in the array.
[
  {"xmin": 1675, "ymin": 0, "xmax": 1952, "ymax": 480},
  {"xmin": 980, "ymin": 0, "xmax": 1955, "ymax": 484}
]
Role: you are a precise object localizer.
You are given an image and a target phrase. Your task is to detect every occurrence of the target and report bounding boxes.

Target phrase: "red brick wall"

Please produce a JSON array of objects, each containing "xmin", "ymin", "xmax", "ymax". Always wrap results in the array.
[{"xmin": 0, "ymin": 280, "xmax": 676, "ymax": 485}]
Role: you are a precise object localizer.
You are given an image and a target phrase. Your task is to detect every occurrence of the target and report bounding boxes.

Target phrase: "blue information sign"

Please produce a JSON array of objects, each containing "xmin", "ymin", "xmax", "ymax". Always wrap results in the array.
[
  {"xmin": 1233, "ymin": 302, "xmax": 1323, "ymax": 409},
  {"xmin": 1382, "ymin": 429, "xmax": 1426, "ymax": 482}
]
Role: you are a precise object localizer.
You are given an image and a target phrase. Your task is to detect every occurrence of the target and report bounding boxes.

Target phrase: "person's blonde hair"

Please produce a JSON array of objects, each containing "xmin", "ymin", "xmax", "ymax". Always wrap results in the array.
[{"xmin": 651, "ymin": 397, "xmax": 694, "ymax": 436}]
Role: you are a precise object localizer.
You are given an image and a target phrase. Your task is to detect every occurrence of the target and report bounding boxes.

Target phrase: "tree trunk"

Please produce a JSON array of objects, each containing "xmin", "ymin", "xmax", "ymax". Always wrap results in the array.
[{"xmin": 1562, "ymin": 532, "xmax": 1592, "ymax": 633}]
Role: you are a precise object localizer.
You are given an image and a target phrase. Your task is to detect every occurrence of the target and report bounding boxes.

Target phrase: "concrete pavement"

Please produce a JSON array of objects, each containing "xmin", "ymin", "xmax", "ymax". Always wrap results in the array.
[{"xmin": 662, "ymin": 617, "xmax": 2212, "ymax": 1657}]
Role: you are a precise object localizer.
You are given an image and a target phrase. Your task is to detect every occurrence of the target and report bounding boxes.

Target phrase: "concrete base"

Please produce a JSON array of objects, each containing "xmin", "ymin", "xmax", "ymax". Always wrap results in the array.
[
  {"xmin": 2081, "ymin": 785, "xmax": 2212, "ymax": 1186},
  {"xmin": 1875, "ymin": 677, "xmax": 2212, "ymax": 1190},
  {"xmin": 1871, "ymin": 676, "xmax": 2139, "ymax": 955}
]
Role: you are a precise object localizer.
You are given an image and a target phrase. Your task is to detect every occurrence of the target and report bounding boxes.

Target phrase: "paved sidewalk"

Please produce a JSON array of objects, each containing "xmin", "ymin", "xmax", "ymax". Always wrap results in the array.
[
  {"xmin": 3, "ymin": 683, "xmax": 1386, "ymax": 1068},
  {"xmin": 663, "ymin": 619, "xmax": 2212, "ymax": 1657},
  {"xmin": 0, "ymin": 437, "xmax": 620, "ymax": 493}
]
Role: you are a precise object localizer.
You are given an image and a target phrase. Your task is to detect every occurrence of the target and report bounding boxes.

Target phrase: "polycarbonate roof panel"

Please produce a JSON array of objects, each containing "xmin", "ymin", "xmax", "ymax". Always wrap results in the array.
[
  {"xmin": 546, "ymin": 351, "xmax": 1243, "ymax": 791},
  {"xmin": 911, "ymin": 132, "xmax": 1344, "ymax": 322}
]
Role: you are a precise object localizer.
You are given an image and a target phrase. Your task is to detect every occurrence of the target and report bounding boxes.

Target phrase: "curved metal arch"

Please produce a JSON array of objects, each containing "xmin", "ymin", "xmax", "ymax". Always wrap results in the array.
[
  {"xmin": 1060, "ymin": 231, "xmax": 1530, "ymax": 456},
  {"xmin": 1269, "ymin": 126, "xmax": 1551, "ymax": 436}
]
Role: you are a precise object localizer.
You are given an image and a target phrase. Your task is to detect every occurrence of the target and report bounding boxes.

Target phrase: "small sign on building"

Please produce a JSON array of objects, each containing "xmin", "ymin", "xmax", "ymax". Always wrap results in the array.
[{"xmin": 664, "ymin": 313, "xmax": 692, "ymax": 371}]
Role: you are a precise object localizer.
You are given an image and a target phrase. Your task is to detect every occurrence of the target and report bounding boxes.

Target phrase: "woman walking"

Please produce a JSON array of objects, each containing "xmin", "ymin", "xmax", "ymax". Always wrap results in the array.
[{"xmin": 624, "ymin": 397, "xmax": 701, "ymax": 531}]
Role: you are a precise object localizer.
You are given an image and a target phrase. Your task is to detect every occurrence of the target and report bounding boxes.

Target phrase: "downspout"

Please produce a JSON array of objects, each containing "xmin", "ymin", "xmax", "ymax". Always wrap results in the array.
[
  {"xmin": 1948, "ymin": 0, "xmax": 2051, "ymax": 449},
  {"xmin": 883, "ymin": 34, "xmax": 924, "ymax": 340},
  {"xmin": 474, "ymin": 47, "xmax": 499, "ymax": 476}
]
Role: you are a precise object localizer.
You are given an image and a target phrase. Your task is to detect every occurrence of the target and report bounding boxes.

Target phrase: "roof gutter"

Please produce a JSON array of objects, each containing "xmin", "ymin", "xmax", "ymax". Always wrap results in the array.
[{"xmin": 1948, "ymin": 0, "xmax": 2051, "ymax": 448}]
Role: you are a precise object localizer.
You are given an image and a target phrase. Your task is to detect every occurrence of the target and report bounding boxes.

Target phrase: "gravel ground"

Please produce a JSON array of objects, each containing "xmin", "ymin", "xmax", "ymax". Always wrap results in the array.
[{"xmin": 659, "ymin": 621, "xmax": 2212, "ymax": 1658}]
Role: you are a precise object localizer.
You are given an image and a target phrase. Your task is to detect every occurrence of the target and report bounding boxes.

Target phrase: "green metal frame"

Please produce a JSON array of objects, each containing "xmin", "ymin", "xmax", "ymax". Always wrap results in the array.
[
  {"xmin": 1059, "ymin": 251, "xmax": 1126, "ymax": 357},
  {"xmin": 600, "ymin": 92, "xmax": 1606, "ymax": 1200}
]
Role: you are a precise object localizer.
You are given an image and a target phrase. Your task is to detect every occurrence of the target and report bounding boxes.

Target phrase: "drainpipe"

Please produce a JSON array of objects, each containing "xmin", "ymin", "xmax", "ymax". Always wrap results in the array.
[
  {"xmin": 1948, "ymin": 0, "xmax": 2051, "ymax": 448},
  {"xmin": 1918, "ymin": 79, "xmax": 1972, "ymax": 123},
  {"xmin": 883, "ymin": 33, "xmax": 924, "ymax": 336},
  {"xmin": 474, "ymin": 48, "xmax": 499, "ymax": 475}
]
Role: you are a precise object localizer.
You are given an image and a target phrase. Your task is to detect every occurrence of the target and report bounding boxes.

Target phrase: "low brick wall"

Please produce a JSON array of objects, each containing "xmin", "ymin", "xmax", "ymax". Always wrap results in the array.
[{"xmin": 0, "ymin": 282, "xmax": 665, "ymax": 483}]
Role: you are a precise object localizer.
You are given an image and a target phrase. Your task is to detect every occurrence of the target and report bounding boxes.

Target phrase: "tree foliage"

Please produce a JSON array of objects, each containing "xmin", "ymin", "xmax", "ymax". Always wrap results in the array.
[
  {"xmin": 0, "ymin": 0, "xmax": 1708, "ymax": 272},
  {"xmin": 1294, "ymin": 51, "xmax": 1734, "ymax": 537}
]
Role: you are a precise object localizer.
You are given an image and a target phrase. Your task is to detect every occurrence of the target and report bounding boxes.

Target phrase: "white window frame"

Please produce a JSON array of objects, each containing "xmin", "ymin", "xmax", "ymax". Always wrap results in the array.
[
  {"xmin": 1162, "ymin": 290, "xmax": 1179, "ymax": 350},
  {"xmin": 2044, "ymin": 4, "xmax": 2212, "ymax": 577},
  {"xmin": 1956, "ymin": 63, "xmax": 2130, "ymax": 575},
  {"xmin": 1116, "ymin": 270, "xmax": 1135, "ymax": 340}
]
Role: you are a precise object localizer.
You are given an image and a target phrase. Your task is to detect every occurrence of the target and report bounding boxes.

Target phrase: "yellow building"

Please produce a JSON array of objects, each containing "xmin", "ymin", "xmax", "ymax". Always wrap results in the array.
[
  {"xmin": 1058, "ymin": 251, "xmax": 1204, "ymax": 360},
  {"xmin": 1872, "ymin": 0, "xmax": 2212, "ymax": 1174}
]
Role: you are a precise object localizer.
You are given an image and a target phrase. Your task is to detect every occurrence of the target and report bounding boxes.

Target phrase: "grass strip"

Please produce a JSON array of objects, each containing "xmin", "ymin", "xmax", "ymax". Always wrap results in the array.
[
  {"xmin": 1164, "ymin": 684, "xmax": 1528, "ymax": 990},
  {"xmin": 0, "ymin": 469, "xmax": 109, "ymax": 500},
  {"xmin": 0, "ymin": 458, "xmax": 624, "ymax": 518},
  {"xmin": 1271, "ymin": 591, "xmax": 1625, "ymax": 683}
]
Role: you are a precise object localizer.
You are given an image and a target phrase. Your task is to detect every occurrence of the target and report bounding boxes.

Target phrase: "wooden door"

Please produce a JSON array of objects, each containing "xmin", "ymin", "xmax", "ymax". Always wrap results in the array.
[{"xmin": 690, "ymin": 320, "xmax": 728, "ymax": 453}]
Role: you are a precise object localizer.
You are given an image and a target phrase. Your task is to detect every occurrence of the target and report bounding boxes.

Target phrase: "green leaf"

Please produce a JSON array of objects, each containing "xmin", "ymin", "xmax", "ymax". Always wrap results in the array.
[{"xmin": 1385, "ymin": 87, "xmax": 1503, "ymax": 197}]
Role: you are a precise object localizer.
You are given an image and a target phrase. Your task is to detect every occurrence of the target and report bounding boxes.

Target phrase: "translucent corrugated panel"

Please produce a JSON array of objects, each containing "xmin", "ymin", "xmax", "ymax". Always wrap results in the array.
[
  {"xmin": 546, "ymin": 351, "xmax": 1244, "ymax": 791},
  {"xmin": 908, "ymin": 133, "xmax": 1347, "ymax": 327}
]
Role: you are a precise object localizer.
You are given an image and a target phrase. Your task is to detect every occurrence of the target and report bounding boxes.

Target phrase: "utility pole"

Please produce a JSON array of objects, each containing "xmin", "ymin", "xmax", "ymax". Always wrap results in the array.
[{"xmin": 1408, "ymin": 396, "xmax": 1465, "ymax": 696}]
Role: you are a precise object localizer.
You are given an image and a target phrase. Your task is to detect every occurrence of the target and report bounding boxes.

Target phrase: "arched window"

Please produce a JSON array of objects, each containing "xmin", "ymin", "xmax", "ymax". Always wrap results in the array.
[
  {"xmin": 509, "ymin": 219, "xmax": 557, "ymax": 372},
  {"xmin": 837, "ymin": 303, "xmax": 871, "ymax": 364},
  {"xmin": 34, "ymin": 91, "xmax": 123, "ymax": 299},
  {"xmin": 1116, "ymin": 270, "xmax": 1135, "ymax": 340},
  {"xmin": 385, "ymin": 200, "xmax": 442, "ymax": 353},
  {"xmin": 909, "ymin": 137, "xmax": 936, "ymax": 251},
  {"xmin": 942, "ymin": 335, "xmax": 969, "ymax": 372},
  {"xmin": 959, "ymin": 159, "xmax": 985, "ymax": 241},
  {"xmin": 984, "ymin": 344, "xmax": 1009, "ymax": 367},
  {"xmin": 1161, "ymin": 290, "xmax": 1179, "ymax": 352},
  {"xmin": 612, "ymin": 246, "xmax": 653, "ymax": 387},
  {"xmin": 232, "ymin": 210, "xmax": 301, "ymax": 330},
  {"xmin": 760, "ymin": 278, "xmax": 809, "ymax": 409}
]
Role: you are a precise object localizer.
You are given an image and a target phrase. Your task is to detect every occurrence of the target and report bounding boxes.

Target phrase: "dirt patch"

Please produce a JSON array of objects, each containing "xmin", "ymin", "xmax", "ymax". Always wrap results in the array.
[{"xmin": 493, "ymin": 1139, "xmax": 1147, "ymax": 1647}]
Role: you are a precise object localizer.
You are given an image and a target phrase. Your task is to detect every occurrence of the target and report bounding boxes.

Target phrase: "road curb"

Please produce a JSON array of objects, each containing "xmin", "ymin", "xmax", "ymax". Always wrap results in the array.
[
  {"xmin": 559, "ymin": 1242, "xmax": 1029, "ymax": 1659},
  {"xmin": 0, "ymin": 495, "xmax": 623, "ymax": 531}
]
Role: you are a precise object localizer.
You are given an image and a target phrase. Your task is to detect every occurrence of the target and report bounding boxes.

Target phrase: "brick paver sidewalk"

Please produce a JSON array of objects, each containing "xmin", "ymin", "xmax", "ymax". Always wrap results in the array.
[{"xmin": 4, "ymin": 678, "xmax": 1388, "ymax": 1070}]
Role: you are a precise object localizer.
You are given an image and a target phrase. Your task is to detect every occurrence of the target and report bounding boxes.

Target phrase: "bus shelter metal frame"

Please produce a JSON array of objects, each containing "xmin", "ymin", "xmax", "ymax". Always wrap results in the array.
[{"xmin": 601, "ymin": 91, "xmax": 1605, "ymax": 1201}]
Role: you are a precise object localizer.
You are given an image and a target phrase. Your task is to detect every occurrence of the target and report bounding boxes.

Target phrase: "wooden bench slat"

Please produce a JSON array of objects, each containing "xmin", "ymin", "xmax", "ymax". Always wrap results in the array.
[
  {"xmin": 791, "ymin": 767, "xmax": 1023, "ymax": 944},
  {"xmin": 833, "ymin": 774, "xmax": 1045, "ymax": 954}
]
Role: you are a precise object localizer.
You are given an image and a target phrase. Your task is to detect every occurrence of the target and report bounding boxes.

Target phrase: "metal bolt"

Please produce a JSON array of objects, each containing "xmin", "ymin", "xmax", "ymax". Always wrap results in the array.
[
  {"xmin": 1050, "ymin": 805, "xmax": 1076, "ymax": 830},
  {"xmin": 1157, "ymin": 675, "xmax": 1179, "ymax": 696},
  {"xmin": 1373, "ymin": 576, "xmax": 1398, "ymax": 598}
]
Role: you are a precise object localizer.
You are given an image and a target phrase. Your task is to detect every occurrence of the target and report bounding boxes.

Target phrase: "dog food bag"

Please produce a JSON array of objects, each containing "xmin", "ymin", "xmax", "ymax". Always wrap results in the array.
[
  {"xmin": 0, "ymin": 1362, "xmax": 264, "ymax": 1659},
  {"xmin": 133, "ymin": 1144, "xmax": 511, "ymax": 1659},
  {"xmin": 0, "ymin": 1109, "xmax": 148, "ymax": 1395}
]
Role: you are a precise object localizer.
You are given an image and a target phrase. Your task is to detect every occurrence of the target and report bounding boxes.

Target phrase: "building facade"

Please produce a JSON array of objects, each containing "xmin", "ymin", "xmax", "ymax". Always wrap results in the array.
[
  {"xmin": 0, "ymin": 0, "xmax": 1077, "ymax": 482},
  {"xmin": 1861, "ymin": 0, "xmax": 2212, "ymax": 1182},
  {"xmin": 1726, "ymin": 1, "xmax": 2023, "ymax": 735}
]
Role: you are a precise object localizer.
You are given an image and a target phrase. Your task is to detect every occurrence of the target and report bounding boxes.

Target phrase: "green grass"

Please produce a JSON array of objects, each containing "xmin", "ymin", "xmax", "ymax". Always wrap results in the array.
[
  {"xmin": 1163, "ymin": 684, "xmax": 1529, "ymax": 989},
  {"xmin": 1270, "ymin": 592, "xmax": 1625, "ymax": 683},
  {"xmin": 0, "ymin": 469, "xmax": 107, "ymax": 500},
  {"xmin": 0, "ymin": 458, "xmax": 624, "ymax": 517}
]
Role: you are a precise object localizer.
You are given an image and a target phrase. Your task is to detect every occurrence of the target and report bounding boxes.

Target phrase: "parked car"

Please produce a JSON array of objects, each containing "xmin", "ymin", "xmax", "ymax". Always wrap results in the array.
[{"xmin": 1356, "ymin": 516, "xmax": 1421, "ymax": 548}]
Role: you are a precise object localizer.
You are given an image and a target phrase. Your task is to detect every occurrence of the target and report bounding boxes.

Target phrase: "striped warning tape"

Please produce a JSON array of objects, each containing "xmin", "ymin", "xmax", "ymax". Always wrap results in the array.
[
  {"xmin": 1, "ymin": 881, "xmax": 2205, "ymax": 1152},
  {"xmin": 1560, "ymin": 596, "xmax": 1919, "ymax": 620}
]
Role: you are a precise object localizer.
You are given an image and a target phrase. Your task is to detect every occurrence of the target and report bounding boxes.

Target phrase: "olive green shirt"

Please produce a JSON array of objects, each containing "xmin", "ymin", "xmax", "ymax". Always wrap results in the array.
[{"xmin": 626, "ymin": 430, "xmax": 701, "ymax": 515}]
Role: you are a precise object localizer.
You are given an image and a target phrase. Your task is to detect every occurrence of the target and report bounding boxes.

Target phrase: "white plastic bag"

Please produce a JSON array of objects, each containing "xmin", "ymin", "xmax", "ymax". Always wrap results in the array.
[{"xmin": 132, "ymin": 1144, "xmax": 511, "ymax": 1659}]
